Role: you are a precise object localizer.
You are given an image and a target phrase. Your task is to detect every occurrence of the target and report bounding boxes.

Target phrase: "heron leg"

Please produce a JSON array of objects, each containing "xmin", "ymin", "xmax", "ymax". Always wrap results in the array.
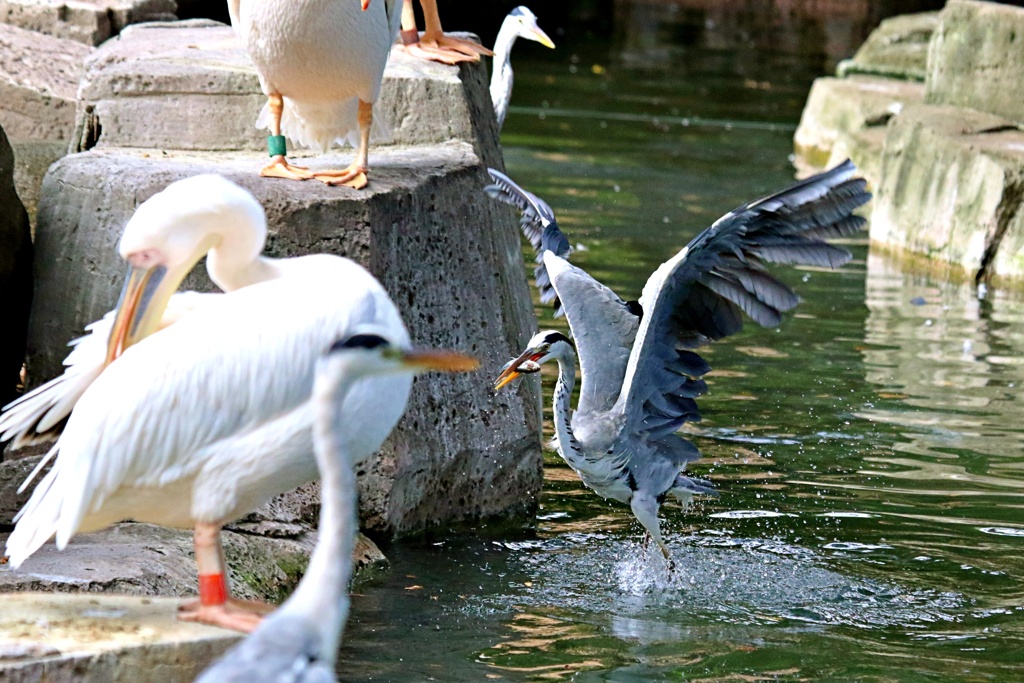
[
  {"xmin": 630, "ymin": 493, "xmax": 674, "ymax": 569},
  {"xmin": 178, "ymin": 522, "xmax": 273, "ymax": 633},
  {"xmin": 398, "ymin": 0, "xmax": 492, "ymax": 65},
  {"xmin": 309, "ymin": 100, "xmax": 370, "ymax": 189},
  {"xmin": 259, "ymin": 93, "xmax": 314, "ymax": 182}
]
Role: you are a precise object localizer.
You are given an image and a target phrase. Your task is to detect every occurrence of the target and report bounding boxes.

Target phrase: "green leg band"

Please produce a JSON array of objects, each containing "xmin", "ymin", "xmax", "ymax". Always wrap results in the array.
[{"xmin": 267, "ymin": 134, "xmax": 287, "ymax": 157}]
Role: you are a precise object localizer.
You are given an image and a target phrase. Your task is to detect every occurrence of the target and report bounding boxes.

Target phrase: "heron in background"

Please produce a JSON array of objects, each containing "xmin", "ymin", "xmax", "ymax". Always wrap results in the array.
[
  {"xmin": 486, "ymin": 162, "xmax": 870, "ymax": 561},
  {"xmin": 195, "ymin": 333, "xmax": 478, "ymax": 683},
  {"xmin": 2, "ymin": 175, "xmax": 418, "ymax": 631},
  {"xmin": 490, "ymin": 7, "xmax": 555, "ymax": 131}
]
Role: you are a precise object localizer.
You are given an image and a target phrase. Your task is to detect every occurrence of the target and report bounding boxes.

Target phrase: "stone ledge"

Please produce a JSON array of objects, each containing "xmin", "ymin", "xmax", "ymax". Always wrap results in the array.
[
  {"xmin": 793, "ymin": 75, "xmax": 924, "ymax": 179},
  {"xmin": 0, "ymin": 592, "xmax": 238, "ymax": 682},
  {"xmin": 836, "ymin": 11, "xmax": 938, "ymax": 82},
  {"xmin": 0, "ymin": 0, "xmax": 176, "ymax": 46},
  {"xmin": 74, "ymin": 21, "xmax": 502, "ymax": 167},
  {"xmin": 870, "ymin": 104, "xmax": 1024, "ymax": 278},
  {"xmin": 27, "ymin": 141, "xmax": 541, "ymax": 537},
  {"xmin": 926, "ymin": 0, "xmax": 1024, "ymax": 125}
]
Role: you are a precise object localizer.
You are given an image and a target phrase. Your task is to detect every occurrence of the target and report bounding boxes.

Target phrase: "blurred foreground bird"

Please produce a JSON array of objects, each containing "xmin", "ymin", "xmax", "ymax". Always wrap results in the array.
[
  {"xmin": 229, "ymin": 0, "xmax": 402, "ymax": 188},
  {"xmin": 1, "ymin": 175, "xmax": 417, "ymax": 631},
  {"xmin": 491, "ymin": 7, "xmax": 555, "ymax": 130},
  {"xmin": 486, "ymin": 162, "xmax": 870, "ymax": 561},
  {"xmin": 195, "ymin": 333, "xmax": 477, "ymax": 682}
]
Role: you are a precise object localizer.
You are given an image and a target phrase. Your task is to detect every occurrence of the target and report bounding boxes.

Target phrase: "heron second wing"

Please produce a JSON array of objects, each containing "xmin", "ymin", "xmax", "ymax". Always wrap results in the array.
[
  {"xmin": 616, "ymin": 160, "xmax": 870, "ymax": 440},
  {"xmin": 544, "ymin": 252, "xmax": 641, "ymax": 416},
  {"xmin": 484, "ymin": 168, "xmax": 570, "ymax": 315}
]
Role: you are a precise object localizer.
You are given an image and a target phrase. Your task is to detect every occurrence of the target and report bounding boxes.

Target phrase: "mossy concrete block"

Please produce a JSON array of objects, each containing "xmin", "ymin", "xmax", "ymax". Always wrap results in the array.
[
  {"xmin": 0, "ymin": 23, "xmax": 91, "ymax": 143},
  {"xmin": 793, "ymin": 75, "xmax": 924, "ymax": 173},
  {"xmin": 8, "ymin": 139, "xmax": 66, "ymax": 229},
  {"xmin": 0, "ymin": 0, "xmax": 176, "ymax": 46},
  {"xmin": 870, "ymin": 104, "xmax": 1024, "ymax": 278},
  {"xmin": 27, "ymin": 141, "xmax": 541, "ymax": 536},
  {"xmin": 0, "ymin": 592, "xmax": 238, "ymax": 682},
  {"xmin": 926, "ymin": 0, "xmax": 1024, "ymax": 125},
  {"xmin": 823, "ymin": 126, "xmax": 888, "ymax": 188},
  {"xmin": 0, "ymin": 125, "xmax": 32, "ymax": 410},
  {"xmin": 74, "ymin": 21, "xmax": 503, "ymax": 167},
  {"xmin": 837, "ymin": 11, "xmax": 939, "ymax": 81}
]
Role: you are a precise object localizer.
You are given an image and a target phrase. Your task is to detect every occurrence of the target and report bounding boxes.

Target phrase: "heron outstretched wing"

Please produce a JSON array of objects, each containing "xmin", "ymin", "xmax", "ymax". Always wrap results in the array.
[
  {"xmin": 484, "ymin": 168, "xmax": 570, "ymax": 316},
  {"xmin": 616, "ymin": 160, "xmax": 870, "ymax": 441},
  {"xmin": 543, "ymin": 252, "xmax": 641, "ymax": 415}
]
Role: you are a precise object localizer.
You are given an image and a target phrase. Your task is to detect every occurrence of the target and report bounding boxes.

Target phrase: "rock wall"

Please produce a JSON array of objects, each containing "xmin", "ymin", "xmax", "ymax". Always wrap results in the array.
[{"xmin": 795, "ymin": 0, "xmax": 1024, "ymax": 287}]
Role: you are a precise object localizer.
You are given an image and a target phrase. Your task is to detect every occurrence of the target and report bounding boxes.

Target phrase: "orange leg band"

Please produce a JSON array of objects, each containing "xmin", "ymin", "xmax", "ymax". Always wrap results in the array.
[{"xmin": 199, "ymin": 573, "xmax": 228, "ymax": 606}]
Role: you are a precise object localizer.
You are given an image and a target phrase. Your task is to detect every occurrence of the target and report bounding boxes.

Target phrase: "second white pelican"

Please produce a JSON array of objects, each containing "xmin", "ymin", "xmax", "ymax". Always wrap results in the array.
[{"xmin": 2, "ymin": 175, "xmax": 416, "ymax": 632}]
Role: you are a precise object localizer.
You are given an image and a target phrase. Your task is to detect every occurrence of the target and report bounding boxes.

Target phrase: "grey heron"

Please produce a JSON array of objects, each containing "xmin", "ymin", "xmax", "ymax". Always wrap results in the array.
[
  {"xmin": 195, "ymin": 332, "xmax": 478, "ymax": 682},
  {"xmin": 485, "ymin": 162, "xmax": 870, "ymax": 561},
  {"xmin": 491, "ymin": 7, "xmax": 555, "ymax": 130}
]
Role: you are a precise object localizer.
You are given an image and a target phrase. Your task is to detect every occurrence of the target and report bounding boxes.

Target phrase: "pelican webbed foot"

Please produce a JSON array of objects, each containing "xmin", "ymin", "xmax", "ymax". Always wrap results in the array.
[
  {"xmin": 178, "ymin": 597, "xmax": 274, "ymax": 633},
  {"xmin": 401, "ymin": 30, "xmax": 493, "ymax": 65},
  {"xmin": 310, "ymin": 164, "xmax": 368, "ymax": 190},
  {"xmin": 260, "ymin": 156, "xmax": 314, "ymax": 182}
]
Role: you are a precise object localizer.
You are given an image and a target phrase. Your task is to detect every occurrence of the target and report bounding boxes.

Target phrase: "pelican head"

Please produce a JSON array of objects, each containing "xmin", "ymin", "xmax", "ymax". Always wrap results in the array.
[
  {"xmin": 505, "ymin": 7, "xmax": 555, "ymax": 49},
  {"xmin": 494, "ymin": 330, "xmax": 573, "ymax": 390},
  {"xmin": 106, "ymin": 175, "xmax": 266, "ymax": 364}
]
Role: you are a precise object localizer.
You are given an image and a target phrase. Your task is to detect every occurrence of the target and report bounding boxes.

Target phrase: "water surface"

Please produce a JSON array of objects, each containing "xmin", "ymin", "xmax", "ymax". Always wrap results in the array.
[{"xmin": 341, "ymin": 5, "xmax": 1024, "ymax": 681}]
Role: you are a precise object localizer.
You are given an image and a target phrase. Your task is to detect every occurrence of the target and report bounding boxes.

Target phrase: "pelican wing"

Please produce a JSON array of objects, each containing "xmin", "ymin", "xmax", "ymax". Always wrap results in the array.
[
  {"xmin": 543, "ymin": 252, "xmax": 641, "ymax": 415},
  {"xmin": 0, "ymin": 292, "xmax": 218, "ymax": 452},
  {"xmin": 617, "ymin": 160, "xmax": 870, "ymax": 441},
  {"xmin": 484, "ymin": 168, "xmax": 570, "ymax": 316}
]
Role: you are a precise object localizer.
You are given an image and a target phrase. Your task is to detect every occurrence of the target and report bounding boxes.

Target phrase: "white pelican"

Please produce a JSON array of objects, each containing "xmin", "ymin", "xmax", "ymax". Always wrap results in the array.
[
  {"xmin": 2, "ymin": 175, "xmax": 418, "ymax": 631},
  {"xmin": 228, "ymin": 0, "xmax": 403, "ymax": 188},
  {"xmin": 486, "ymin": 162, "xmax": 870, "ymax": 562},
  {"xmin": 395, "ymin": 0, "xmax": 492, "ymax": 65},
  {"xmin": 195, "ymin": 333, "xmax": 478, "ymax": 682},
  {"xmin": 491, "ymin": 7, "xmax": 555, "ymax": 131}
]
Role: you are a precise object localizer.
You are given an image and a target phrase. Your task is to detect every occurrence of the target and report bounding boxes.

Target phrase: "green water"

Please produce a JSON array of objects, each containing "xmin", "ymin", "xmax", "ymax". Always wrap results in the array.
[{"xmin": 340, "ymin": 10, "xmax": 1024, "ymax": 682}]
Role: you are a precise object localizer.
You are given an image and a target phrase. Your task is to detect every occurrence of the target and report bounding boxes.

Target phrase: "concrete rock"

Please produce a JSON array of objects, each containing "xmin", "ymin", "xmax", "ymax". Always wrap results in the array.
[
  {"xmin": 0, "ymin": 125, "xmax": 32, "ymax": 410},
  {"xmin": 74, "ymin": 21, "xmax": 503, "ymax": 167},
  {"xmin": 926, "ymin": 0, "xmax": 1024, "ymax": 125},
  {"xmin": 837, "ymin": 12, "xmax": 939, "ymax": 81},
  {"xmin": 870, "ymin": 104, "xmax": 1024, "ymax": 278},
  {"xmin": 793, "ymin": 75, "xmax": 924, "ymax": 176},
  {"xmin": 7, "ymin": 139, "xmax": 66, "ymax": 228},
  {"xmin": 27, "ymin": 142, "xmax": 542, "ymax": 536},
  {"xmin": 0, "ymin": 23, "xmax": 90, "ymax": 143},
  {"xmin": 824, "ymin": 126, "xmax": 888, "ymax": 188},
  {"xmin": 0, "ymin": 0, "xmax": 176, "ymax": 46},
  {"xmin": 0, "ymin": 593, "xmax": 239, "ymax": 683}
]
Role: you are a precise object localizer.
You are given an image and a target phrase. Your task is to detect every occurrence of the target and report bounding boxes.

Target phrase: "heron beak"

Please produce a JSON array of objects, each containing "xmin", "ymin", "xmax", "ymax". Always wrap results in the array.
[
  {"xmin": 528, "ymin": 24, "xmax": 555, "ymax": 49},
  {"xmin": 104, "ymin": 263, "xmax": 168, "ymax": 365},
  {"xmin": 401, "ymin": 350, "xmax": 480, "ymax": 373},
  {"xmin": 493, "ymin": 347, "xmax": 541, "ymax": 390}
]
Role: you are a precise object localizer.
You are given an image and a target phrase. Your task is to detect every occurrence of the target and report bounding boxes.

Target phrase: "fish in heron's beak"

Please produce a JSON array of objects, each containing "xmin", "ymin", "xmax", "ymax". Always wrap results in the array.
[
  {"xmin": 493, "ymin": 348, "xmax": 544, "ymax": 390},
  {"xmin": 104, "ymin": 262, "xmax": 168, "ymax": 365},
  {"xmin": 400, "ymin": 349, "xmax": 480, "ymax": 373},
  {"xmin": 528, "ymin": 24, "xmax": 556, "ymax": 50}
]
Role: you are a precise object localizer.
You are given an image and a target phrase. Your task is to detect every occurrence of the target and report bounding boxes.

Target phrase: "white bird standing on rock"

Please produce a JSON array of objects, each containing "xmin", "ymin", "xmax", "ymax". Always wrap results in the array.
[
  {"xmin": 195, "ymin": 333, "xmax": 478, "ymax": 683},
  {"xmin": 229, "ymin": 0, "xmax": 403, "ymax": 189},
  {"xmin": 491, "ymin": 7, "xmax": 555, "ymax": 131},
  {"xmin": 486, "ymin": 162, "xmax": 871, "ymax": 563},
  {"xmin": 1, "ymin": 175, "xmax": 418, "ymax": 632}
]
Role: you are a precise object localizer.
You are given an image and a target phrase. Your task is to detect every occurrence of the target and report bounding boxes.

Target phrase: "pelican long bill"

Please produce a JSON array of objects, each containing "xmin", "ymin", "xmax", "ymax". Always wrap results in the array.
[
  {"xmin": 401, "ymin": 350, "xmax": 480, "ymax": 373},
  {"xmin": 104, "ymin": 263, "xmax": 168, "ymax": 365}
]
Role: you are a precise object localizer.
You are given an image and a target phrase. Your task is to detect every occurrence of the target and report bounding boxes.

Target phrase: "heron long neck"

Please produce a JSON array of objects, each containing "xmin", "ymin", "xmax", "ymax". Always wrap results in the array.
[
  {"xmin": 552, "ymin": 348, "xmax": 582, "ymax": 453},
  {"xmin": 279, "ymin": 368, "xmax": 361, "ymax": 663},
  {"xmin": 490, "ymin": 20, "xmax": 518, "ymax": 127}
]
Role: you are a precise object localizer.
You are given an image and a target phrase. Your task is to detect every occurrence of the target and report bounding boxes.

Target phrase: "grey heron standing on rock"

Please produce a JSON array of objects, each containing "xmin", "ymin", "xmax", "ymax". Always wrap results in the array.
[
  {"xmin": 195, "ymin": 332, "xmax": 478, "ymax": 683},
  {"xmin": 490, "ymin": 7, "xmax": 555, "ymax": 130},
  {"xmin": 485, "ymin": 162, "xmax": 870, "ymax": 562}
]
